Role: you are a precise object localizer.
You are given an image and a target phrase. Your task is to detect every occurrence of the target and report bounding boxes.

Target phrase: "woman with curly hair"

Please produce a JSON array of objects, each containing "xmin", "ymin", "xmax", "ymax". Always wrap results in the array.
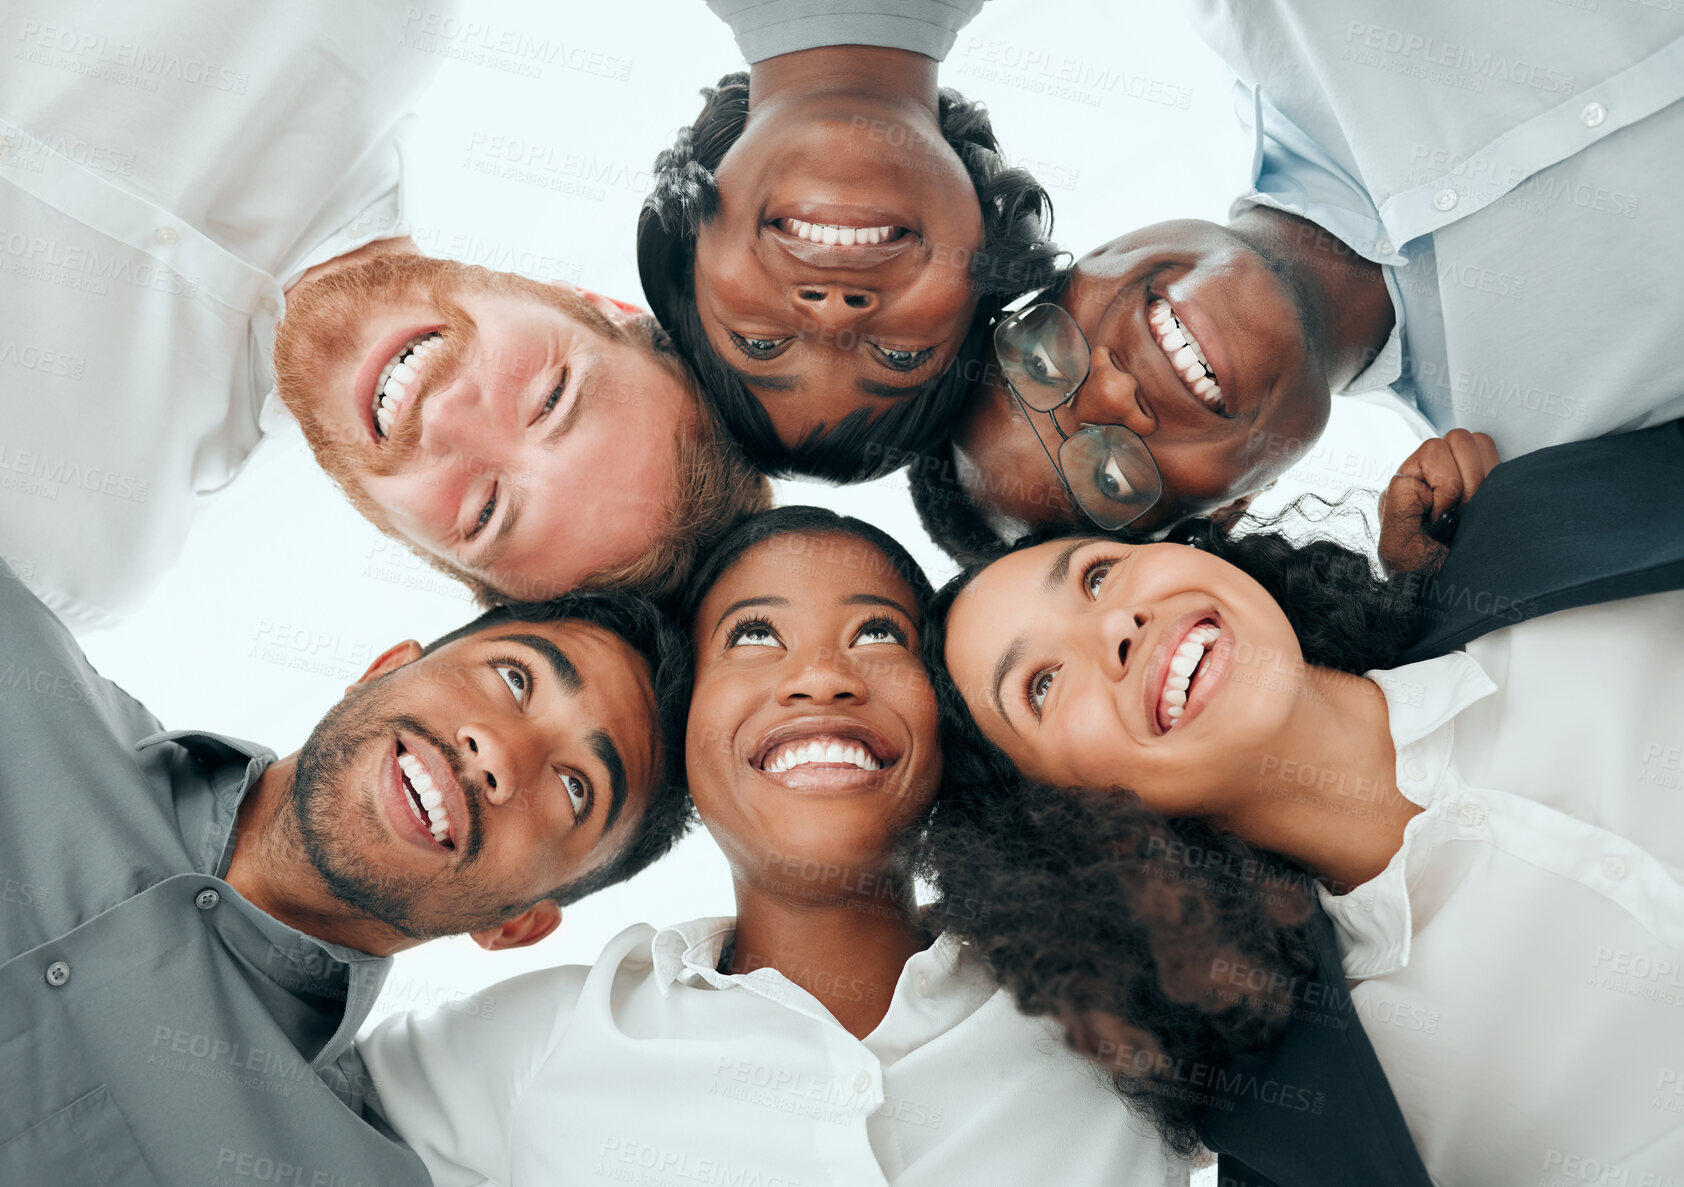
[
  {"xmin": 921, "ymin": 518, "xmax": 1684, "ymax": 1184},
  {"xmin": 359, "ymin": 506, "xmax": 1189, "ymax": 1186},
  {"xmin": 636, "ymin": 3, "xmax": 1061, "ymax": 483}
]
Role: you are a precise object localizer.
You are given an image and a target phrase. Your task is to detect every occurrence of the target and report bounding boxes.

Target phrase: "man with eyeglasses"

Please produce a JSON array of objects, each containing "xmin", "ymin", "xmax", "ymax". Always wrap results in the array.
[
  {"xmin": 915, "ymin": 211, "xmax": 1391, "ymax": 557},
  {"xmin": 911, "ymin": 0, "xmax": 1684, "ymax": 566}
]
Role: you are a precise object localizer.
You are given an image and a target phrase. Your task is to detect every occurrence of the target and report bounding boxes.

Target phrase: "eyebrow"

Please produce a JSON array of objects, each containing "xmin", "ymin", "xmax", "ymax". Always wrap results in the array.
[
  {"xmin": 855, "ymin": 375, "xmax": 935, "ymax": 400},
  {"xmin": 991, "ymin": 637, "xmax": 1025, "ymax": 725},
  {"xmin": 588, "ymin": 727, "xmax": 628, "ymax": 833},
  {"xmin": 1044, "ymin": 540, "xmax": 1087, "ymax": 593},
  {"xmin": 843, "ymin": 592, "xmax": 916, "ymax": 622},
  {"xmin": 488, "ymin": 632, "xmax": 582, "ymax": 694},
  {"xmin": 711, "ymin": 594, "xmax": 788, "ymax": 638},
  {"xmin": 722, "ymin": 365, "xmax": 934, "ymax": 401}
]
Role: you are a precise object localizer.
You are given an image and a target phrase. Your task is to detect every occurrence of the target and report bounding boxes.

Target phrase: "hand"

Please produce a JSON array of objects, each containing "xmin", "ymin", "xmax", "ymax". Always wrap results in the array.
[{"xmin": 1379, "ymin": 429, "xmax": 1500, "ymax": 576}]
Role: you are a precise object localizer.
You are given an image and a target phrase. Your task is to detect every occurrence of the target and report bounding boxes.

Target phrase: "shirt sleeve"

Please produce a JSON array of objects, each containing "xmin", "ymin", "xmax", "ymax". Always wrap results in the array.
[
  {"xmin": 358, "ymin": 963, "xmax": 591, "ymax": 1187},
  {"xmin": 706, "ymin": 0, "xmax": 988, "ymax": 63}
]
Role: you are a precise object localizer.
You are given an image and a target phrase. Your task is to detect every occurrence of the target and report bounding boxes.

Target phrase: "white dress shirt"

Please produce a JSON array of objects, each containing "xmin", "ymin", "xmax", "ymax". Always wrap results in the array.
[
  {"xmin": 1319, "ymin": 590, "xmax": 1684, "ymax": 1184},
  {"xmin": 360, "ymin": 917, "xmax": 1188, "ymax": 1187},
  {"xmin": 707, "ymin": 0, "xmax": 987, "ymax": 64},
  {"xmin": 1183, "ymin": 0, "xmax": 1684, "ymax": 456},
  {"xmin": 0, "ymin": 1, "xmax": 455, "ymax": 630}
]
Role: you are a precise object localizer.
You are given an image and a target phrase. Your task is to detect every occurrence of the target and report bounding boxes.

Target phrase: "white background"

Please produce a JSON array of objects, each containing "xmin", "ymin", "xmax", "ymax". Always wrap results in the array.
[{"xmin": 76, "ymin": 0, "xmax": 1418, "ymax": 1123}]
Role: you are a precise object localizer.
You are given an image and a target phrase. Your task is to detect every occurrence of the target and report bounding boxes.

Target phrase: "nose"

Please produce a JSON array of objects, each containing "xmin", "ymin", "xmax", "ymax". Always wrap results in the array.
[
  {"xmin": 774, "ymin": 646, "xmax": 871, "ymax": 706},
  {"xmin": 791, "ymin": 284, "xmax": 877, "ymax": 331},
  {"xmin": 418, "ymin": 370, "xmax": 501, "ymax": 463},
  {"xmin": 1097, "ymin": 605, "xmax": 1150, "ymax": 682},
  {"xmin": 1057, "ymin": 347, "xmax": 1155, "ymax": 439},
  {"xmin": 457, "ymin": 720, "xmax": 522, "ymax": 807}
]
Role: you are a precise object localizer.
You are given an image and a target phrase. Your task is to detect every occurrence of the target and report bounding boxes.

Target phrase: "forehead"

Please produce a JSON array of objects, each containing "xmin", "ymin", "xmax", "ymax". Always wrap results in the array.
[{"xmin": 696, "ymin": 532, "xmax": 919, "ymax": 635}]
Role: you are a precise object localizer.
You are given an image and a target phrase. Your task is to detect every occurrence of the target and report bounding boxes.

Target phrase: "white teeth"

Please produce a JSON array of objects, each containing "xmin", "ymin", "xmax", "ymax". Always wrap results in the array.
[
  {"xmin": 762, "ymin": 736, "xmax": 883, "ymax": 773},
  {"xmin": 1159, "ymin": 624, "xmax": 1220, "ymax": 729},
  {"xmin": 781, "ymin": 218, "xmax": 900, "ymax": 245},
  {"xmin": 1147, "ymin": 299, "xmax": 1225, "ymax": 413},
  {"xmin": 370, "ymin": 333, "xmax": 443, "ymax": 439},
  {"xmin": 397, "ymin": 750, "xmax": 451, "ymax": 842}
]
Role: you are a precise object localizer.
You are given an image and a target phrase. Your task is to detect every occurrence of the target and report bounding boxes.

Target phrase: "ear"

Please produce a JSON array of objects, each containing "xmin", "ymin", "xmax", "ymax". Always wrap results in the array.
[
  {"xmin": 347, "ymin": 640, "xmax": 423, "ymax": 695},
  {"xmin": 470, "ymin": 899, "xmax": 562, "ymax": 952},
  {"xmin": 1207, "ymin": 492, "xmax": 1258, "ymax": 533},
  {"xmin": 545, "ymin": 280, "xmax": 647, "ymax": 324}
]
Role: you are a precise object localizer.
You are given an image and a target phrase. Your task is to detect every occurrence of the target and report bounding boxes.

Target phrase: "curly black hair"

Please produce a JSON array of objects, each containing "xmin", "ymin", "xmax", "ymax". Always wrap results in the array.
[
  {"xmin": 638, "ymin": 72, "xmax": 1063, "ymax": 483},
  {"xmin": 678, "ymin": 504, "xmax": 938, "ymax": 657},
  {"xmin": 421, "ymin": 590, "xmax": 695, "ymax": 907},
  {"xmin": 915, "ymin": 518, "xmax": 1425, "ymax": 1152}
]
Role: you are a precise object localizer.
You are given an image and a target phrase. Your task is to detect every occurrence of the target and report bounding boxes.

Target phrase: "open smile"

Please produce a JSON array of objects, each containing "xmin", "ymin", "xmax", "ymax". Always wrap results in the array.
[
  {"xmin": 1147, "ymin": 299, "xmax": 1226, "ymax": 415},
  {"xmin": 351, "ymin": 323, "xmax": 446, "ymax": 444},
  {"xmin": 750, "ymin": 715, "xmax": 902, "ymax": 793},
  {"xmin": 1141, "ymin": 611, "xmax": 1233, "ymax": 735},
  {"xmin": 383, "ymin": 736, "xmax": 469, "ymax": 852}
]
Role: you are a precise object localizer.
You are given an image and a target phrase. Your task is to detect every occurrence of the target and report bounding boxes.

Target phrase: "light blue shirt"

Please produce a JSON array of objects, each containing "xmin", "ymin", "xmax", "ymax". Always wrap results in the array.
[{"xmin": 1185, "ymin": 0, "xmax": 1684, "ymax": 456}]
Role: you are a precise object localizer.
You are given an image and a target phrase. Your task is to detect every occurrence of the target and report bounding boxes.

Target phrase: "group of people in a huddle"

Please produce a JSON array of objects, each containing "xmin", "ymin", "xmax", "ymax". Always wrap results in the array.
[{"xmin": 4, "ymin": 2, "xmax": 1681, "ymax": 1186}]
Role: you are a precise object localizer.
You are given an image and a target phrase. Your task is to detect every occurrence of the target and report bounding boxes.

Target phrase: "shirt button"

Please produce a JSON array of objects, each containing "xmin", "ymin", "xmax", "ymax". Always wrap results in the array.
[
  {"xmin": 154, "ymin": 226, "xmax": 178, "ymax": 246},
  {"xmin": 1374, "ymin": 236, "xmax": 1393, "ymax": 256},
  {"xmin": 45, "ymin": 960, "xmax": 71, "ymax": 988},
  {"xmin": 1603, "ymin": 855, "xmax": 1628, "ymax": 880},
  {"xmin": 1458, "ymin": 802, "xmax": 1487, "ymax": 828},
  {"xmin": 852, "ymin": 1071, "xmax": 872, "ymax": 1093},
  {"xmin": 1402, "ymin": 759, "xmax": 1428, "ymax": 783},
  {"xmin": 257, "ymin": 296, "xmax": 280, "ymax": 317},
  {"xmin": 915, "ymin": 971, "xmax": 931, "ymax": 997},
  {"xmin": 1432, "ymin": 188, "xmax": 1458, "ymax": 212},
  {"xmin": 195, "ymin": 888, "xmax": 221, "ymax": 910},
  {"xmin": 1580, "ymin": 101, "xmax": 1606, "ymax": 128}
]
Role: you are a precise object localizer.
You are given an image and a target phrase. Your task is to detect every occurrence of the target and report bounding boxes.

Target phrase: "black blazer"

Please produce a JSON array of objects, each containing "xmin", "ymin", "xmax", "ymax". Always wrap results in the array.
[{"xmin": 1204, "ymin": 418, "xmax": 1684, "ymax": 1186}]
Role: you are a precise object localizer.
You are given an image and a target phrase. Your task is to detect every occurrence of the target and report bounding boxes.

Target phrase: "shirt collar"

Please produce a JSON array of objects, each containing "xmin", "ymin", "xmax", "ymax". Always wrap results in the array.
[
  {"xmin": 1322, "ymin": 652, "xmax": 1498, "ymax": 977},
  {"xmin": 648, "ymin": 916, "xmax": 973, "ymax": 1011},
  {"xmin": 136, "ymin": 727, "xmax": 275, "ymax": 768}
]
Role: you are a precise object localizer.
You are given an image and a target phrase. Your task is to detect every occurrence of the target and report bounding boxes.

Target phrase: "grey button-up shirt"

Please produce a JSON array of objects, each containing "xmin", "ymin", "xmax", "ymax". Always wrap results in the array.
[{"xmin": 0, "ymin": 563, "xmax": 428, "ymax": 1186}]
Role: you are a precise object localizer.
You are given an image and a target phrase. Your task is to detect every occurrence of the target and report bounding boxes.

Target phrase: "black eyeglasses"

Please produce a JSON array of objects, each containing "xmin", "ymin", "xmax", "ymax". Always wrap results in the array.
[{"xmin": 992, "ymin": 303, "xmax": 1163, "ymax": 531}]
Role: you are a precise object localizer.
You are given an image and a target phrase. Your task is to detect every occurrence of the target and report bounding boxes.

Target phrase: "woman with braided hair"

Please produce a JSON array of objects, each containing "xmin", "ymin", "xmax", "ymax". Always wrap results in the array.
[{"xmin": 637, "ymin": 2, "xmax": 1061, "ymax": 483}]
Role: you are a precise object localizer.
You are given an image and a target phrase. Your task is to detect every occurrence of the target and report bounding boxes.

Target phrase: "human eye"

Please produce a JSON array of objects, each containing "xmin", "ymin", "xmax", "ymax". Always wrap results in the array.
[
  {"xmin": 724, "ymin": 616, "xmax": 783, "ymax": 650},
  {"xmin": 727, "ymin": 331, "xmax": 793, "ymax": 361},
  {"xmin": 1081, "ymin": 556, "xmax": 1116, "ymax": 599},
  {"xmin": 1027, "ymin": 667, "xmax": 1058, "ymax": 717},
  {"xmin": 1091, "ymin": 456, "xmax": 1137, "ymax": 504},
  {"xmin": 535, "ymin": 366, "xmax": 569, "ymax": 421},
  {"xmin": 559, "ymin": 770, "xmax": 591, "ymax": 822},
  {"xmin": 851, "ymin": 615, "xmax": 908, "ymax": 647},
  {"xmin": 465, "ymin": 485, "xmax": 498, "ymax": 543},
  {"xmin": 491, "ymin": 658, "xmax": 531, "ymax": 705},
  {"xmin": 1026, "ymin": 342, "xmax": 1067, "ymax": 386},
  {"xmin": 870, "ymin": 344, "xmax": 936, "ymax": 372}
]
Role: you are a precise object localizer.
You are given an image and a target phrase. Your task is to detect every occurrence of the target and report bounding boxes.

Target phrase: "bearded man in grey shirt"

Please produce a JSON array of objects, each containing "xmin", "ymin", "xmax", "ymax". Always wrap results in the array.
[{"xmin": 0, "ymin": 564, "xmax": 689, "ymax": 1185}]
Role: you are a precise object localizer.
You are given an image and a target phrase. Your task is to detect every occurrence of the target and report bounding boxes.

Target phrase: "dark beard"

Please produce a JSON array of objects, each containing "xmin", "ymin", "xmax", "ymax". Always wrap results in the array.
[{"xmin": 288, "ymin": 679, "xmax": 499, "ymax": 940}]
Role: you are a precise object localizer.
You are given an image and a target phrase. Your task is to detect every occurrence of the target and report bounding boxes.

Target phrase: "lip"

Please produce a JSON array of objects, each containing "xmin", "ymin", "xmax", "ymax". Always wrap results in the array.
[
  {"xmin": 1148, "ymin": 291, "xmax": 1239, "ymax": 420},
  {"xmin": 765, "ymin": 220, "xmax": 918, "ymax": 270},
  {"xmin": 351, "ymin": 323, "xmax": 445, "ymax": 444},
  {"xmin": 748, "ymin": 713, "xmax": 903, "ymax": 794},
  {"xmin": 1140, "ymin": 609, "xmax": 1229, "ymax": 737},
  {"xmin": 381, "ymin": 734, "xmax": 470, "ymax": 853}
]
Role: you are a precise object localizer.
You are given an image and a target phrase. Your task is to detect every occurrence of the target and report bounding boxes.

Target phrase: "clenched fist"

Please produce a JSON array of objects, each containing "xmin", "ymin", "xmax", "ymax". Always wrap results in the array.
[{"xmin": 1378, "ymin": 429, "xmax": 1501, "ymax": 576}]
